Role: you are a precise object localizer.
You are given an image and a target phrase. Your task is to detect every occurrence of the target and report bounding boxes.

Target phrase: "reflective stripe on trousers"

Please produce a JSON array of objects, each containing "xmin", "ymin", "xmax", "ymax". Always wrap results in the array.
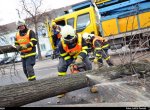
[{"xmin": 22, "ymin": 55, "xmax": 36, "ymax": 79}]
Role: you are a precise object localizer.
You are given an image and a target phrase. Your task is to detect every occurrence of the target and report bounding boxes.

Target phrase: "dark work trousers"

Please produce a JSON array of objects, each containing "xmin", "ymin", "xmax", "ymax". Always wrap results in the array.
[
  {"xmin": 97, "ymin": 48, "xmax": 113, "ymax": 66},
  {"xmin": 52, "ymin": 34, "xmax": 60, "ymax": 47},
  {"xmin": 55, "ymin": 39, "xmax": 60, "ymax": 56},
  {"xmin": 58, "ymin": 56, "xmax": 92, "ymax": 73},
  {"xmin": 97, "ymin": 49, "xmax": 108, "ymax": 64},
  {"xmin": 22, "ymin": 56, "xmax": 36, "ymax": 79}
]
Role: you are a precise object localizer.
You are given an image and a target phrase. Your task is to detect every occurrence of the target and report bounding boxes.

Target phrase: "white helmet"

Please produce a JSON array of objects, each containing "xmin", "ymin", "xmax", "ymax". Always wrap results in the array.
[
  {"xmin": 16, "ymin": 19, "xmax": 26, "ymax": 28},
  {"xmin": 61, "ymin": 25, "xmax": 76, "ymax": 44},
  {"xmin": 82, "ymin": 32, "xmax": 94, "ymax": 40}
]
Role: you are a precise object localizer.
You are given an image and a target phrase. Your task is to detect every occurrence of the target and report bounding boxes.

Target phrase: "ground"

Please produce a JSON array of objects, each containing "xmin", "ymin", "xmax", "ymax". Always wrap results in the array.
[
  {"xmin": 0, "ymin": 50, "xmax": 150, "ymax": 107},
  {"xmin": 25, "ymin": 51, "xmax": 150, "ymax": 107}
]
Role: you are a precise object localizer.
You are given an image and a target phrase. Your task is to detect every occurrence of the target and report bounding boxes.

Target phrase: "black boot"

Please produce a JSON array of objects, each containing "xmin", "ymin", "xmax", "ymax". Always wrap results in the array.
[{"xmin": 106, "ymin": 60, "xmax": 114, "ymax": 66}]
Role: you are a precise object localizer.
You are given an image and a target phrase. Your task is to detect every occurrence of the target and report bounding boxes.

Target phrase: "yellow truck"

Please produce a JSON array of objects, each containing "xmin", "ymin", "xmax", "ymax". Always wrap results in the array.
[{"xmin": 45, "ymin": 0, "xmax": 150, "ymax": 55}]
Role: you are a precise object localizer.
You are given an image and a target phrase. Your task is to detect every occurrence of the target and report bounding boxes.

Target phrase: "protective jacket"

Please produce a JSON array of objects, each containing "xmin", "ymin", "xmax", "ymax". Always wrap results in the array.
[
  {"xmin": 15, "ymin": 29, "xmax": 37, "ymax": 58},
  {"xmin": 57, "ymin": 34, "xmax": 91, "ymax": 76},
  {"xmin": 16, "ymin": 30, "xmax": 32, "ymax": 53},
  {"xmin": 59, "ymin": 34, "xmax": 88, "ymax": 61},
  {"xmin": 92, "ymin": 36, "xmax": 111, "ymax": 64},
  {"xmin": 52, "ymin": 25, "xmax": 61, "ymax": 38},
  {"xmin": 93, "ymin": 36, "xmax": 109, "ymax": 49}
]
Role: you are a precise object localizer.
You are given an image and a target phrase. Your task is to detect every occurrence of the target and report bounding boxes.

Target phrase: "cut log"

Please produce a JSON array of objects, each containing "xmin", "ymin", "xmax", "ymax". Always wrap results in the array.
[
  {"xmin": 0, "ymin": 73, "xmax": 89, "ymax": 107},
  {"xmin": 0, "ymin": 45, "xmax": 18, "ymax": 54}
]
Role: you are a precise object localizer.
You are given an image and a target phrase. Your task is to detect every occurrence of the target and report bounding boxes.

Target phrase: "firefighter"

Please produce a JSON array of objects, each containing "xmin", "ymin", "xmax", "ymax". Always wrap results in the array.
[
  {"xmin": 52, "ymin": 21, "xmax": 61, "ymax": 45},
  {"xmin": 57, "ymin": 25, "xmax": 92, "ymax": 98},
  {"xmin": 51, "ymin": 21, "xmax": 61, "ymax": 58},
  {"xmin": 15, "ymin": 19, "xmax": 37, "ymax": 81},
  {"xmin": 82, "ymin": 32, "xmax": 114, "ymax": 67}
]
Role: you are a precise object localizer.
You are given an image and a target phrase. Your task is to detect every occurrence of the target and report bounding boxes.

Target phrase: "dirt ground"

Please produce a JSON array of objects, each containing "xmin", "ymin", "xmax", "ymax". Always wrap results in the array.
[{"xmin": 110, "ymin": 50, "xmax": 150, "ymax": 65}]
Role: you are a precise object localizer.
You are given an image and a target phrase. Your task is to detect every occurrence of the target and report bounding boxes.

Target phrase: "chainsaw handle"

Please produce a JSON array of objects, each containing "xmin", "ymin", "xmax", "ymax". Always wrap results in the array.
[
  {"xmin": 69, "ymin": 62, "xmax": 86, "ymax": 74},
  {"xmin": 69, "ymin": 63, "xmax": 78, "ymax": 74}
]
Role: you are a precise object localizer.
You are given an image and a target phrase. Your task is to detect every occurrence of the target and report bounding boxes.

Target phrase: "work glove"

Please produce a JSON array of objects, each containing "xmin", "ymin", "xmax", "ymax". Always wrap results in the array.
[
  {"xmin": 21, "ymin": 45, "xmax": 27, "ymax": 50},
  {"xmin": 93, "ymin": 57, "xmax": 98, "ymax": 64},
  {"xmin": 15, "ymin": 45, "xmax": 22, "ymax": 51},
  {"xmin": 75, "ymin": 56, "xmax": 83, "ymax": 64}
]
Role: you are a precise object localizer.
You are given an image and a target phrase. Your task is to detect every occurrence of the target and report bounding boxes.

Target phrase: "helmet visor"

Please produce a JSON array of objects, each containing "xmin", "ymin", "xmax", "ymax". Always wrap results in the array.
[
  {"xmin": 64, "ymin": 35, "xmax": 77, "ymax": 44},
  {"xmin": 86, "ymin": 39, "xmax": 91, "ymax": 43}
]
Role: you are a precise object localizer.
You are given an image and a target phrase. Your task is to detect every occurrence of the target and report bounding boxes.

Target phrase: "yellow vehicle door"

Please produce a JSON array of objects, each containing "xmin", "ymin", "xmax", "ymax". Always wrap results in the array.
[
  {"xmin": 53, "ymin": 7, "xmax": 99, "ymax": 36},
  {"xmin": 75, "ymin": 7, "xmax": 99, "ymax": 35}
]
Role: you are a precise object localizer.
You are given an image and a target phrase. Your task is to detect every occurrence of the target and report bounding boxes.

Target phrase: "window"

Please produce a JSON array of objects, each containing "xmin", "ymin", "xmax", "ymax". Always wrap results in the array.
[
  {"xmin": 10, "ymin": 36, "xmax": 15, "ymax": 43},
  {"xmin": 56, "ymin": 20, "xmax": 66, "ymax": 26},
  {"xmin": 76, "ymin": 13, "xmax": 90, "ymax": 32},
  {"xmin": 40, "ymin": 44, "xmax": 46, "ymax": 51},
  {"xmin": 67, "ymin": 18, "xmax": 74, "ymax": 28},
  {"xmin": 0, "ymin": 36, "xmax": 8, "ymax": 46},
  {"xmin": 37, "ymin": 31, "xmax": 43, "ymax": 37}
]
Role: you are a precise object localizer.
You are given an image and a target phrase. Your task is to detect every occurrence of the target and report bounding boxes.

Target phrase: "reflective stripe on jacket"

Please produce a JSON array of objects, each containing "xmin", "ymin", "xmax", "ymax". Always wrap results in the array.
[
  {"xmin": 16, "ymin": 30, "xmax": 32, "ymax": 53},
  {"xmin": 53, "ymin": 25, "xmax": 61, "ymax": 38},
  {"xmin": 21, "ymin": 53, "xmax": 36, "ymax": 58},
  {"xmin": 61, "ymin": 34, "xmax": 82, "ymax": 58},
  {"xmin": 93, "ymin": 36, "xmax": 109, "ymax": 49}
]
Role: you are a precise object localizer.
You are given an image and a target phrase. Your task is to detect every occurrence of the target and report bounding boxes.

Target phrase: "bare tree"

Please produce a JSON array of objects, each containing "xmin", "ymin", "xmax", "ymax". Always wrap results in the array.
[
  {"xmin": 18, "ymin": 0, "xmax": 49, "ymax": 60},
  {"xmin": 0, "ymin": 25, "xmax": 9, "ymax": 36}
]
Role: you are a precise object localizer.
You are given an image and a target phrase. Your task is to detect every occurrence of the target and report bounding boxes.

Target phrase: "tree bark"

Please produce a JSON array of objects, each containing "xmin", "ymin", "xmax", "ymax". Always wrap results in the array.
[
  {"xmin": 0, "ymin": 45, "xmax": 18, "ymax": 54},
  {"xmin": 0, "ymin": 73, "xmax": 89, "ymax": 107}
]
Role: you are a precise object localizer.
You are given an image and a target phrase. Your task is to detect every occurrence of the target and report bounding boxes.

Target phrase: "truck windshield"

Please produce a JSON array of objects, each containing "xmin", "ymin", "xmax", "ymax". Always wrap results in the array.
[
  {"xmin": 55, "ymin": 20, "xmax": 65, "ymax": 26},
  {"xmin": 76, "ymin": 13, "xmax": 90, "ymax": 32},
  {"xmin": 67, "ymin": 18, "xmax": 74, "ymax": 28}
]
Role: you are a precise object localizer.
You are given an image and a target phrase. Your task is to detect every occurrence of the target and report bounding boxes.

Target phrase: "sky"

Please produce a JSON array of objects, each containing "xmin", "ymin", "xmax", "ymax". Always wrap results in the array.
[{"xmin": 0, "ymin": 0, "xmax": 85, "ymax": 25}]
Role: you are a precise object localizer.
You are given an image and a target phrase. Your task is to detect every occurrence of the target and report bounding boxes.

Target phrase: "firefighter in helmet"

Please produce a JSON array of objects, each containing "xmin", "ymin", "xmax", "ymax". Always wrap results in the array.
[
  {"xmin": 82, "ymin": 32, "xmax": 114, "ymax": 67},
  {"xmin": 52, "ymin": 21, "xmax": 61, "ymax": 47},
  {"xmin": 57, "ymin": 25, "xmax": 92, "ymax": 97},
  {"xmin": 51, "ymin": 21, "xmax": 61, "ymax": 58},
  {"xmin": 15, "ymin": 19, "xmax": 37, "ymax": 81}
]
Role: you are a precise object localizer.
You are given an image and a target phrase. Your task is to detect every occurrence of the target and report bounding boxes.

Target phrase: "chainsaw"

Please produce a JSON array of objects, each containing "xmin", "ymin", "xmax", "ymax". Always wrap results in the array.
[{"xmin": 70, "ymin": 62, "xmax": 86, "ymax": 74}]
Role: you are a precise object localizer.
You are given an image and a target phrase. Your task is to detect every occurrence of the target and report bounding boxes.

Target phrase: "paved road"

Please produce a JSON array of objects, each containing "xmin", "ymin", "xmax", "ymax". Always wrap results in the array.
[{"xmin": 0, "ymin": 58, "xmax": 59, "ymax": 86}]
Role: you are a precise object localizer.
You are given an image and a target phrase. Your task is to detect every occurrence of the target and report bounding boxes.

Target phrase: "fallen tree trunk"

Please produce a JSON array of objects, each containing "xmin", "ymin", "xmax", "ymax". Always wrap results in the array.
[
  {"xmin": 0, "ymin": 73, "xmax": 89, "ymax": 107},
  {"xmin": 0, "ymin": 45, "xmax": 18, "ymax": 54},
  {"xmin": 0, "ymin": 62, "xmax": 150, "ymax": 107}
]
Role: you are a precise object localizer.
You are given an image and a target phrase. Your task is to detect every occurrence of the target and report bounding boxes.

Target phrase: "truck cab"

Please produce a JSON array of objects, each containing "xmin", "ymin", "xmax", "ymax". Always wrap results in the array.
[
  {"xmin": 46, "ymin": 0, "xmax": 150, "ymax": 56},
  {"xmin": 53, "ymin": 6, "xmax": 100, "ymax": 36}
]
